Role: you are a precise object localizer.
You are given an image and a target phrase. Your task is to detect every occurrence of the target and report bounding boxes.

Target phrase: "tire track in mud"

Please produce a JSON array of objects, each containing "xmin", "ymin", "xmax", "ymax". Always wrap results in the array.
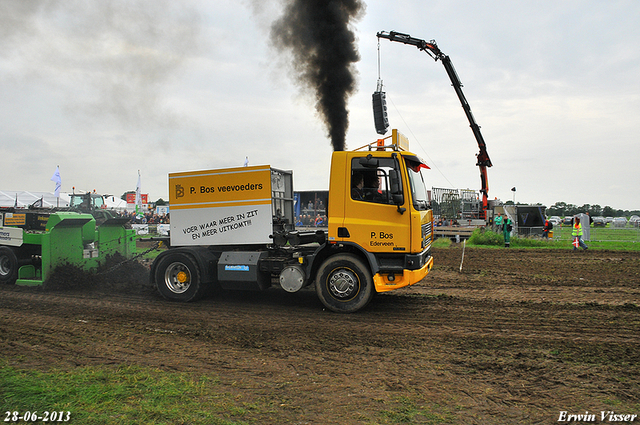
[
  {"xmin": 1, "ymin": 247, "xmax": 639, "ymax": 424},
  {"xmin": 2, "ymin": 284, "xmax": 638, "ymax": 355}
]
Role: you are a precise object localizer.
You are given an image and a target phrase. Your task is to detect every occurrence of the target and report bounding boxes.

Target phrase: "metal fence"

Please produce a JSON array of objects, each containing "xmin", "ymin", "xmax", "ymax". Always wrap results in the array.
[
  {"xmin": 431, "ymin": 187, "xmax": 481, "ymax": 220},
  {"xmin": 517, "ymin": 225, "xmax": 640, "ymax": 243}
]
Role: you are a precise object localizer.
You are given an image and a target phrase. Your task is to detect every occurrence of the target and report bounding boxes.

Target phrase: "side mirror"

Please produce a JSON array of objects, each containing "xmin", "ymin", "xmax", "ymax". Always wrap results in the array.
[{"xmin": 389, "ymin": 170, "xmax": 405, "ymax": 214}]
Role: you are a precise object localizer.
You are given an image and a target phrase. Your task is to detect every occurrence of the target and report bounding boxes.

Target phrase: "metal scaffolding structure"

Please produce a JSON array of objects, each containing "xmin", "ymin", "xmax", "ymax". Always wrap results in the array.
[{"xmin": 431, "ymin": 187, "xmax": 482, "ymax": 220}]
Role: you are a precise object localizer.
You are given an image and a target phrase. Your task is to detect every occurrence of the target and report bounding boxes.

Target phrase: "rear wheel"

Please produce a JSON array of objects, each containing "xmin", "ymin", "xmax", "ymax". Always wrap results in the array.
[
  {"xmin": 315, "ymin": 254, "xmax": 374, "ymax": 313},
  {"xmin": 154, "ymin": 251, "xmax": 205, "ymax": 302},
  {"xmin": 0, "ymin": 247, "xmax": 18, "ymax": 285}
]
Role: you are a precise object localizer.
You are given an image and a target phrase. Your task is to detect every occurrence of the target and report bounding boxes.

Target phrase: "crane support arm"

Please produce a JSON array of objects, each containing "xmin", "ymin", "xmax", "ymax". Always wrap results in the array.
[{"xmin": 377, "ymin": 31, "xmax": 493, "ymax": 219}]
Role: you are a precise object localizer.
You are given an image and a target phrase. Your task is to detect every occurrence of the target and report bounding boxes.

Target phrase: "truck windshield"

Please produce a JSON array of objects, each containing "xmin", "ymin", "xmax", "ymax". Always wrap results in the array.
[{"xmin": 404, "ymin": 157, "xmax": 430, "ymax": 211}]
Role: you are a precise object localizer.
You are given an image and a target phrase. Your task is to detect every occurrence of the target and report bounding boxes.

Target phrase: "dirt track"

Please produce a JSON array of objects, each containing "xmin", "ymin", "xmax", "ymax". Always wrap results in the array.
[{"xmin": 1, "ymin": 246, "xmax": 639, "ymax": 424}]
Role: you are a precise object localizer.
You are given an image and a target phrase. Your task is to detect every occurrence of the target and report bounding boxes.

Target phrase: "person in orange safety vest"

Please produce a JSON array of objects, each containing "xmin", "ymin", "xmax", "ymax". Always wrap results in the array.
[{"xmin": 571, "ymin": 217, "xmax": 589, "ymax": 251}]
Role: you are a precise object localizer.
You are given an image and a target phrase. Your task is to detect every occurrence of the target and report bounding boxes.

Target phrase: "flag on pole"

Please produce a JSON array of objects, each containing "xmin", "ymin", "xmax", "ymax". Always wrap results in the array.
[
  {"xmin": 135, "ymin": 170, "xmax": 142, "ymax": 216},
  {"xmin": 50, "ymin": 166, "xmax": 62, "ymax": 197}
]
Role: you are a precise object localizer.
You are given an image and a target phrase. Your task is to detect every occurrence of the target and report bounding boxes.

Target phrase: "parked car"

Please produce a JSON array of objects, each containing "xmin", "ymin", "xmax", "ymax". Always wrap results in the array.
[
  {"xmin": 629, "ymin": 215, "xmax": 640, "ymax": 227},
  {"xmin": 592, "ymin": 216, "xmax": 606, "ymax": 227},
  {"xmin": 548, "ymin": 216, "xmax": 562, "ymax": 226},
  {"xmin": 605, "ymin": 217, "xmax": 614, "ymax": 224},
  {"xmin": 612, "ymin": 217, "xmax": 627, "ymax": 228},
  {"xmin": 562, "ymin": 217, "xmax": 573, "ymax": 226}
]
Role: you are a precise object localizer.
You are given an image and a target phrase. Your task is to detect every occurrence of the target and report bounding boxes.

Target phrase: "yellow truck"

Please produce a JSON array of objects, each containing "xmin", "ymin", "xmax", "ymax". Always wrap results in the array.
[{"xmin": 151, "ymin": 130, "xmax": 434, "ymax": 312}]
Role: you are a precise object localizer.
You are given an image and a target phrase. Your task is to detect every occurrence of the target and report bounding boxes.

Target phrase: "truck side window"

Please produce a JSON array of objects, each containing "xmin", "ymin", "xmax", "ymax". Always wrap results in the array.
[{"xmin": 351, "ymin": 158, "xmax": 401, "ymax": 205}]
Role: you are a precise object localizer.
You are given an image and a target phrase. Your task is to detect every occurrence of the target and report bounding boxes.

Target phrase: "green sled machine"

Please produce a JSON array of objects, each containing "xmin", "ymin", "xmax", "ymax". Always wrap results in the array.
[{"xmin": 0, "ymin": 209, "xmax": 136, "ymax": 286}]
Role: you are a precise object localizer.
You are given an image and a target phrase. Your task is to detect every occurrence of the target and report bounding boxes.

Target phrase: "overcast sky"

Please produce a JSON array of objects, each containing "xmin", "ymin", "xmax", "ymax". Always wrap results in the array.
[{"xmin": 1, "ymin": 0, "xmax": 639, "ymax": 211}]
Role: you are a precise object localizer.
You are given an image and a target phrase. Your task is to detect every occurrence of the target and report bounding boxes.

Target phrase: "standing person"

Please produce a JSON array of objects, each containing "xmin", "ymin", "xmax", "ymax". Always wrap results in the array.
[
  {"xmin": 542, "ymin": 218, "xmax": 552, "ymax": 239},
  {"xmin": 503, "ymin": 214, "xmax": 512, "ymax": 248},
  {"xmin": 494, "ymin": 213, "xmax": 503, "ymax": 233},
  {"xmin": 586, "ymin": 212, "xmax": 594, "ymax": 225},
  {"xmin": 572, "ymin": 217, "xmax": 589, "ymax": 251}
]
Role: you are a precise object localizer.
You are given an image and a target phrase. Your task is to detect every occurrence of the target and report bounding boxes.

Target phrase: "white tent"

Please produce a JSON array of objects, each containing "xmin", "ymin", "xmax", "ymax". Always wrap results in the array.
[
  {"xmin": 1, "ymin": 191, "xmax": 129, "ymax": 211},
  {"xmin": 0, "ymin": 191, "xmax": 71, "ymax": 208},
  {"xmin": 0, "ymin": 191, "xmax": 19, "ymax": 207},
  {"xmin": 104, "ymin": 195, "xmax": 128, "ymax": 210}
]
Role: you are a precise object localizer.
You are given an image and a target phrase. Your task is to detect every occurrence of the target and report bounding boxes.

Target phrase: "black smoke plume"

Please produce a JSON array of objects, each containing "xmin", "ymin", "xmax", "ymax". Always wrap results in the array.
[{"xmin": 271, "ymin": 0, "xmax": 365, "ymax": 151}]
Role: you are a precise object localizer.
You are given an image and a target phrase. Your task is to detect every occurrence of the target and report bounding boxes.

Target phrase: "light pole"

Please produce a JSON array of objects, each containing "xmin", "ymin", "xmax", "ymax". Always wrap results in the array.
[{"xmin": 511, "ymin": 187, "xmax": 516, "ymax": 204}]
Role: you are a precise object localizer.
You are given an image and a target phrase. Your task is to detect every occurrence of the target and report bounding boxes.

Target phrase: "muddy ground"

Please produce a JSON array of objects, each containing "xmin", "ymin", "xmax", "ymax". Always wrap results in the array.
[{"xmin": 1, "ymin": 246, "xmax": 639, "ymax": 424}]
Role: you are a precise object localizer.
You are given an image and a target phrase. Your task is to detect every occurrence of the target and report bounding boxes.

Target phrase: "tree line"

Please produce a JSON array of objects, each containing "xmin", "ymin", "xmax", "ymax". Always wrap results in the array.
[
  {"xmin": 122, "ymin": 190, "xmax": 638, "ymax": 219},
  {"xmin": 504, "ymin": 201, "xmax": 640, "ymax": 218}
]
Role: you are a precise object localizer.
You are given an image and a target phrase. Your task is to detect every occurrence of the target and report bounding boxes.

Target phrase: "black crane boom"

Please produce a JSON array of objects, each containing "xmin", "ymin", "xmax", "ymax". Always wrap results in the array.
[{"xmin": 377, "ymin": 30, "xmax": 492, "ymax": 220}]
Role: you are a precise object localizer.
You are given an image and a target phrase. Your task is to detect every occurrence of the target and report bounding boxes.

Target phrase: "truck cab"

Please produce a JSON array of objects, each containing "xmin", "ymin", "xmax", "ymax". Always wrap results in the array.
[{"xmin": 318, "ymin": 129, "xmax": 434, "ymax": 308}]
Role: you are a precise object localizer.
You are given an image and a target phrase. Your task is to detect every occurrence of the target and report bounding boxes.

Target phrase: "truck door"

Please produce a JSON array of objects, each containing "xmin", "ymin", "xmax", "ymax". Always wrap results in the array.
[{"xmin": 342, "ymin": 155, "xmax": 411, "ymax": 252}]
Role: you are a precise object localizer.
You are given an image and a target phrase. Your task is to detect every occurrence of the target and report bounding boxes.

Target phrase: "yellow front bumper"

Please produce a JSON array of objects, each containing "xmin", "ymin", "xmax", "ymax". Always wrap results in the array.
[{"xmin": 372, "ymin": 255, "xmax": 434, "ymax": 293}]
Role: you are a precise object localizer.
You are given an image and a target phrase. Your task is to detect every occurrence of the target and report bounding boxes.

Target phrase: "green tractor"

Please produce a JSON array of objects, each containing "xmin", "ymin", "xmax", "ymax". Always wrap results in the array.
[{"xmin": 69, "ymin": 192, "xmax": 118, "ymax": 225}]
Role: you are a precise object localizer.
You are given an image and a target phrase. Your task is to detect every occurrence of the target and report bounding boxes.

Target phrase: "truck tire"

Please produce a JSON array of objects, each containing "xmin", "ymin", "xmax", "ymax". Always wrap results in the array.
[
  {"xmin": 315, "ymin": 253, "xmax": 374, "ymax": 313},
  {"xmin": 154, "ymin": 251, "xmax": 206, "ymax": 302},
  {"xmin": 0, "ymin": 247, "xmax": 18, "ymax": 285}
]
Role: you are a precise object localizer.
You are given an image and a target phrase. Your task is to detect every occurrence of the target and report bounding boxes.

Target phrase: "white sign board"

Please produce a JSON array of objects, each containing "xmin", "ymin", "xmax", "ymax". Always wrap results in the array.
[
  {"xmin": 0, "ymin": 226, "xmax": 24, "ymax": 247},
  {"xmin": 168, "ymin": 165, "xmax": 274, "ymax": 246}
]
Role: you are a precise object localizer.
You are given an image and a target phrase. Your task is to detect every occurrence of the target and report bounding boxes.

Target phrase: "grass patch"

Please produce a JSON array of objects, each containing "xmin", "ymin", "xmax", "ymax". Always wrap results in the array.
[
  {"xmin": 552, "ymin": 225, "xmax": 640, "ymax": 247},
  {"xmin": 379, "ymin": 396, "xmax": 453, "ymax": 424},
  {"xmin": 467, "ymin": 229, "xmax": 504, "ymax": 247},
  {"xmin": 0, "ymin": 364, "xmax": 251, "ymax": 425},
  {"xmin": 467, "ymin": 229, "xmax": 563, "ymax": 248},
  {"xmin": 1, "ymin": 363, "xmax": 458, "ymax": 424},
  {"xmin": 465, "ymin": 229, "xmax": 640, "ymax": 250},
  {"xmin": 431, "ymin": 237, "xmax": 453, "ymax": 248}
]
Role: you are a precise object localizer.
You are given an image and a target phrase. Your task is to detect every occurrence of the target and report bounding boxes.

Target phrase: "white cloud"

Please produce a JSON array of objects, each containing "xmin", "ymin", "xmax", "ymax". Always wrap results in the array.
[{"xmin": 1, "ymin": 0, "xmax": 639, "ymax": 210}]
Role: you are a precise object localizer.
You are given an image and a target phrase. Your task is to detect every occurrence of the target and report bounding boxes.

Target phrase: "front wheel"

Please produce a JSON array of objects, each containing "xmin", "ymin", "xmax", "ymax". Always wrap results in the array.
[
  {"xmin": 0, "ymin": 247, "xmax": 18, "ymax": 285},
  {"xmin": 315, "ymin": 254, "xmax": 374, "ymax": 313},
  {"xmin": 153, "ymin": 251, "xmax": 205, "ymax": 302}
]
